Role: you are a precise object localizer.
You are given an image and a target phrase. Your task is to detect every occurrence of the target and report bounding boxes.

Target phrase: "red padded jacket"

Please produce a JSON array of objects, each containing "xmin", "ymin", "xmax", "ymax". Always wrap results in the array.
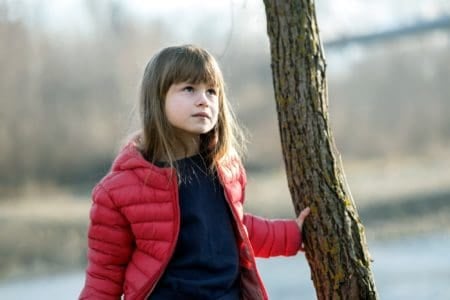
[{"xmin": 79, "ymin": 143, "xmax": 302, "ymax": 300}]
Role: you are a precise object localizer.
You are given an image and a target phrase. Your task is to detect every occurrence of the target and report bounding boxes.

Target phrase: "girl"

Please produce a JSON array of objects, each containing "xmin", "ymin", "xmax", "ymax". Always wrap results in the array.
[{"xmin": 79, "ymin": 45, "xmax": 310, "ymax": 300}]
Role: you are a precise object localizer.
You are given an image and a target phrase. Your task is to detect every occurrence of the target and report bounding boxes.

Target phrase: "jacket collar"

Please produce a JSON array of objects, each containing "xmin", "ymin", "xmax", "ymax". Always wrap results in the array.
[{"xmin": 110, "ymin": 141, "xmax": 244, "ymax": 187}]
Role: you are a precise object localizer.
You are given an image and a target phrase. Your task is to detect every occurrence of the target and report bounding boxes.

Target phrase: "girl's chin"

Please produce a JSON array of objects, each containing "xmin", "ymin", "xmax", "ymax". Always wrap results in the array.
[
  {"xmin": 190, "ymin": 126, "xmax": 215, "ymax": 135},
  {"xmin": 174, "ymin": 128, "xmax": 213, "ymax": 139}
]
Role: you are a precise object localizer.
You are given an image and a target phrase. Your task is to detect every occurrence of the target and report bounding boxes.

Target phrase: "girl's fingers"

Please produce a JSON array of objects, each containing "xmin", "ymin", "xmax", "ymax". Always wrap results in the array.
[
  {"xmin": 297, "ymin": 207, "xmax": 311, "ymax": 225},
  {"xmin": 297, "ymin": 207, "xmax": 310, "ymax": 252}
]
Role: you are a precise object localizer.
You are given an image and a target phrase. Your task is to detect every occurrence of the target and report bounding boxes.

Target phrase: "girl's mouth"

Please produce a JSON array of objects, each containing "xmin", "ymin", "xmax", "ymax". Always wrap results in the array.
[{"xmin": 192, "ymin": 112, "xmax": 210, "ymax": 119}]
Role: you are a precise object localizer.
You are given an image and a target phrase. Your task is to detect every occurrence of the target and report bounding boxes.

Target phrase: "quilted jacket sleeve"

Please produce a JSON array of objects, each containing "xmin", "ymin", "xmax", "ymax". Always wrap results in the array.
[
  {"xmin": 243, "ymin": 213, "xmax": 301, "ymax": 258},
  {"xmin": 79, "ymin": 184, "xmax": 134, "ymax": 300}
]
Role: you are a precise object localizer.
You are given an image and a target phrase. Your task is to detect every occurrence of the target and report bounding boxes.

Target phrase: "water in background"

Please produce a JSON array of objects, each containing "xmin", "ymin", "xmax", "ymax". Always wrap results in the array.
[{"xmin": 0, "ymin": 234, "xmax": 449, "ymax": 299}]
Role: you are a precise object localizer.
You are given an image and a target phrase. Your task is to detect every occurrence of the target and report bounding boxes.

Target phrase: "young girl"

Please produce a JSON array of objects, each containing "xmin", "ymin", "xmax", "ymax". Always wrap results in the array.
[{"xmin": 79, "ymin": 45, "xmax": 310, "ymax": 300}]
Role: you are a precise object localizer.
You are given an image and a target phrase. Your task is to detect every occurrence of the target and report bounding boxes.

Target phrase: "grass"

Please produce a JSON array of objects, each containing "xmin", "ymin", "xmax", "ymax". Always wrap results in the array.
[
  {"xmin": 244, "ymin": 154, "xmax": 450, "ymax": 240},
  {"xmin": 0, "ymin": 197, "xmax": 90, "ymax": 280}
]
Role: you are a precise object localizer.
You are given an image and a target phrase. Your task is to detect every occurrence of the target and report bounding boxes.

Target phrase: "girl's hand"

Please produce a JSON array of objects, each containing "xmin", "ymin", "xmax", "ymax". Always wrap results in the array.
[{"xmin": 296, "ymin": 207, "xmax": 310, "ymax": 252}]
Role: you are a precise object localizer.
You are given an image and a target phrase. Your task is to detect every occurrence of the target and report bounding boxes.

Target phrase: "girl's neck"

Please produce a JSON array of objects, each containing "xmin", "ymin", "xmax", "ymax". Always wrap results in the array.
[
  {"xmin": 166, "ymin": 133, "xmax": 200, "ymax": 161},
  {"xmin": 173, "ymin": 145, "xmax": 199, "ymax": 160}
]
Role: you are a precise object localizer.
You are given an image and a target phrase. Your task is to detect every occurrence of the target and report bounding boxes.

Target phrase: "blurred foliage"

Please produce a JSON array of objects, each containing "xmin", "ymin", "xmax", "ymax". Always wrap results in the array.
[{"xmin": 1, "ymin": 1, "xmax": 449, "ymax": 197}]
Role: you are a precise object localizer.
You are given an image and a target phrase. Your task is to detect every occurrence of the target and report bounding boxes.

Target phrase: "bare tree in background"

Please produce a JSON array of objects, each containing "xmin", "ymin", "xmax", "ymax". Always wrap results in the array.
[{"xmin": 263, "ymin": 1, "xmax": 378, "ymax": 299}]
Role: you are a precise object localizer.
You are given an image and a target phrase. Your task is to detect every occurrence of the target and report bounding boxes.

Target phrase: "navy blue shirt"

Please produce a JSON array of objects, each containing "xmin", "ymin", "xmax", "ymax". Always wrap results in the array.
[{"xmin": 149, "ymin": 154, "xmax": 240, "ymax": 300}]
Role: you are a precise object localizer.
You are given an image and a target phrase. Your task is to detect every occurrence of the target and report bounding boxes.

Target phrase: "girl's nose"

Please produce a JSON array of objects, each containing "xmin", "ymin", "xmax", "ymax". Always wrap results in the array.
[{"xmin": 196, "ymin": 91, "xmax": 209, "ymax": 106}]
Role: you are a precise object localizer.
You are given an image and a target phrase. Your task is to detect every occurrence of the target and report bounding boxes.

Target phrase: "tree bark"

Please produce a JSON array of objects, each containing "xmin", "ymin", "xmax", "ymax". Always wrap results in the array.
[{"xmin": 262, "ymin": 1, "xmax": 378, "ymax": 299}]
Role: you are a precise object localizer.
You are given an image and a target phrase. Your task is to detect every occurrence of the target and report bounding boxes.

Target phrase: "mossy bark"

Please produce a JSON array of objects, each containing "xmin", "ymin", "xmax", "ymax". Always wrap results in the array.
[{"xmin": 262, "ymin": 1, "xmax": 378, "ymax": 299}]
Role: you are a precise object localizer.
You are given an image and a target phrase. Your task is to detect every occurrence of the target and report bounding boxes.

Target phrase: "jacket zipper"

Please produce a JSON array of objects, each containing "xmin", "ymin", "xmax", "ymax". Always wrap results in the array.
[
  {"xmin": 142, "ymin": 175, "xmax": 180, "ymax": 300},
  {"xmin": 218, "ymin": 174, "xmax": 268, "ymax": 300}
]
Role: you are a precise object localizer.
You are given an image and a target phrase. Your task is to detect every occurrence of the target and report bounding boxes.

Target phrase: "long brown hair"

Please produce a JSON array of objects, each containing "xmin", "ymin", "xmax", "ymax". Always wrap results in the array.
[{"xmin": 137, "ymin": 45, "xmax": 246, "ymax": 169}]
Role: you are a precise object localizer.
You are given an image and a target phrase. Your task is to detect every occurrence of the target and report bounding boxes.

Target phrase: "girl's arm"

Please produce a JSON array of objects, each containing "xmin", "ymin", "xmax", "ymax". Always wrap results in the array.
[
  {"xmin": 79, "ymin": 184, "xmax": 134, "ymax": 300},
  {"xmin": 243, "ymin": 207, "xmax": 310, "ymax": 257}
]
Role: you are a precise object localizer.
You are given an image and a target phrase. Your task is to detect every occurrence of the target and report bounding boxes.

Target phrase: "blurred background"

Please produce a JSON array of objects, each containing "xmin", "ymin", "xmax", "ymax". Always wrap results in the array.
[{"xmin": 1, "ymin": 0, "xmax": 449, "ymax": 299}]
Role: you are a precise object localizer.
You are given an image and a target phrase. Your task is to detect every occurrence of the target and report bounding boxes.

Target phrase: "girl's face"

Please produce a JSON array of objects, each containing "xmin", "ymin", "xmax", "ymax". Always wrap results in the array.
[{"xmin": 165, "ymin": 81, "xmax": 219, "ymax": 142}]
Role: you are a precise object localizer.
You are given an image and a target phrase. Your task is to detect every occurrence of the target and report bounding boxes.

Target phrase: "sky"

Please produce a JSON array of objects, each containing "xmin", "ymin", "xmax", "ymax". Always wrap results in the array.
[{"xmin": 5, "ymin": 0, "xmax": 450, "ymax": 40}]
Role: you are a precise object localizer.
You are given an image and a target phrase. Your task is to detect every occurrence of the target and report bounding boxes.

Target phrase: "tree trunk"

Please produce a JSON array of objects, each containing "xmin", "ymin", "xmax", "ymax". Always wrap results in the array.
[{"xmin": 262, "ymin": 1, "xmax": 378, "ymax": 299}]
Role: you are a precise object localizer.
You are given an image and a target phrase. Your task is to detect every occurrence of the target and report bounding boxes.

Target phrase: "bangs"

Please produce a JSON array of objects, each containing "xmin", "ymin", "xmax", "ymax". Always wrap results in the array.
[{"xmin": 166, "ymin": 48, "xmax": 222, "ymax": 89}]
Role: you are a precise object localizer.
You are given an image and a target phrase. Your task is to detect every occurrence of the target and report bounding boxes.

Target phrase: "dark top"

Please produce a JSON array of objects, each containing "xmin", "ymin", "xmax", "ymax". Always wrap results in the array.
[{"xmin": 149, "ymin": 154, "xmax": 240, "ymax": 300}]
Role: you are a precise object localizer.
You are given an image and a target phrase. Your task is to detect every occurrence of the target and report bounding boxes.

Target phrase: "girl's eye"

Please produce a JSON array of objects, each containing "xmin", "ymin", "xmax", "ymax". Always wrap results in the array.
[
  {"xmin": 207, "ymin": 88, "xmax": 217, "ymax": 96},
  {"xmin": 183, "ymin": 86, "xmax": 194, "ymax": 92}
]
